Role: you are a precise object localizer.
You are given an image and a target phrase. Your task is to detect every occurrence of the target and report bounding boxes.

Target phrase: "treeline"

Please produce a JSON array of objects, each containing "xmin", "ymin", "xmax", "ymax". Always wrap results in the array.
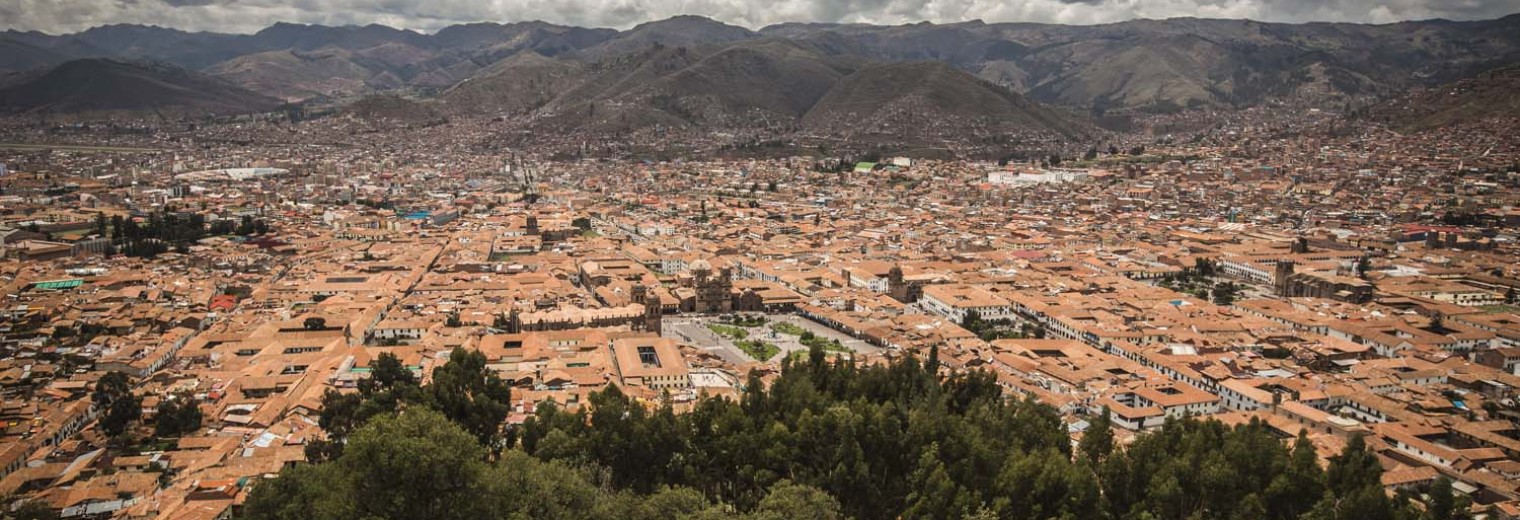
[
  {"xmin": 98, "ymin": 211, "xmax": 270, "ymax": 258},
  {"xmin": 242, "ymin": 346, "xmax": 1468, "ymax": 520}
]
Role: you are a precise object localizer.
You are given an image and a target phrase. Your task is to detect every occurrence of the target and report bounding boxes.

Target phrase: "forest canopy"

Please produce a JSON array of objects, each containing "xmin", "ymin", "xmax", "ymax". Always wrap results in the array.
[{"xmin": 241, "ymin": 345, "xmax": 1465, "ymax": 520}]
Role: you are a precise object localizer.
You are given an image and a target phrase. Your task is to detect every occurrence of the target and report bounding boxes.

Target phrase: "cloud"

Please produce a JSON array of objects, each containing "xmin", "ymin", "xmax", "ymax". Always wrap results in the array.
[{"xmin": 1, "ymin": 0, "xmax": 1516, "ymax": 34}]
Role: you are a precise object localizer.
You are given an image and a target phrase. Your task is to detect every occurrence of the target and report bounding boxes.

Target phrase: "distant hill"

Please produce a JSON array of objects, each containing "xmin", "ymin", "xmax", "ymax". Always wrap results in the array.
[
  {"xmin": 578, "ymin": 16, "xmax": 759, "ymax": 58},
  {"xmin": 802, "ymin": 61, "xmax": 1086, "ymax": 138},
  {"xmin": 342, "ymin": 94, "xmax": 446, "ymax": 126},
  {"xmin": 1371, "ymin": 66, "xmax": 1520, "ymax": 131},
  {"xmin": 527, "ymin": 40, "xmax": 858, "ymax": 132},
  {"xmin": 3, "ymin": 15, "xmax": 1520, "ymax": 121},
  {"xmin": 439, "ymin": 51, "xmax": 588, "ymax": 116},
  {"xmin": 437, "ymin": 39, "xmax": 1086, "ymax": 144},
  {"xmin": 0, "ymin": 58, "xmax": 281, "ymax": 116},
  {"xmin": 204, "ymin": 48, "xmax": 388, "ymax": 102}
]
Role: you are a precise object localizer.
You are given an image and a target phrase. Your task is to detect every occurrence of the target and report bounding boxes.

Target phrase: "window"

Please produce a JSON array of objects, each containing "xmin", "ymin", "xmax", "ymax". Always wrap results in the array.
[{"xmin": 637, "ymin": 346, "xmax": 660, "ymax": 368}]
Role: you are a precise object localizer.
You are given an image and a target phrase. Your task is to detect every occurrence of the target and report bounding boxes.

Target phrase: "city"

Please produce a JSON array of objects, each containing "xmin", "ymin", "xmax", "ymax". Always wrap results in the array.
[{"xmin": 0, "ymin": 4, "xmax": 1519, "ymax": 520}]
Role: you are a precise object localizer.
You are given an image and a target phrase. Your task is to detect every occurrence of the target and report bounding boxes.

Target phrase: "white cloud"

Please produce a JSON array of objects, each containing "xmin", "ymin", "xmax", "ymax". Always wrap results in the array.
[{"xmin": 0, "ymin": 0, "xmax": 1515, "ymax": 34}]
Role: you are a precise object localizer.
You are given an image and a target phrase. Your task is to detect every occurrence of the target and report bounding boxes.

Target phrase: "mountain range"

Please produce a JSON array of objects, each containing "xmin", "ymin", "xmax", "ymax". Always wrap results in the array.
[
  {"xmin": 0, "ymin": 58, "xmax": 281, "ymax": 117},
  {"xmin": 3, "ymin": 14, "xmax": 1520, "ymax": 133}
]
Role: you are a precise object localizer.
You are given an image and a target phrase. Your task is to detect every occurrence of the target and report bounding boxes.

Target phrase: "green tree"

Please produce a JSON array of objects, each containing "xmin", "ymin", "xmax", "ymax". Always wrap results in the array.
[
  {"xmin": 902, "ymin": 445, "xmax": 974, "ymax": 519},
  {"xmin": 1079, "ymin": 407, "xmax": 1115, "ymax": 465},
  {"xmin": 1311, "ymin": 434, "xmax": 1399, "ymax": 520},
  {"xmin": 751, "ymin": 481, "xmax": 842, "ymax": 520},
  {"xmin": 426, "ymin": 349, "xmax": 512, "ymax": 448},
  {"xmin": 1213, "ymin": 282, "xmax": 1239, "ymax": 306},
  {"xmin": 245, "ymin": 409, "xmax": 489, "ymax": 520},
  {"xmin": 94, "ymin": 372, "xmax": 140, "ymax": 438},
  {"xmin": 153, "ymin": 392, "xmax": 203, "ymax": 438},
  {"xmin": 1265, "ymin": 431, "xmax": 1327, "ymax": 520},
  {"xmin": 303, "ymin": 317, "xmax": 326, "ymax": 330}
]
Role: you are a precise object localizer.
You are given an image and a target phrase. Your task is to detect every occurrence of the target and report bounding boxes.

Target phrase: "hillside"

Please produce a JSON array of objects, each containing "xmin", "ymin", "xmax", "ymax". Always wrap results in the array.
[
  {"xmin": 802, "ymin": 61, "xmax": 1087, "ymax": 139},
  {"xmin": 578, "ymin": 15, "xmax": 759, "ymax": 58},
  {"xmin": 439, "ymin": 51, "xmax": 588, "ymax": 116},
  {"xmin": 1372, "ymin": 66, "xmax": 1520, "ymax": 131},
  {"xmin": 530, "ymin": 40, "xmax": 858, "ymax": 132},
  {"xmin": 0, "ymin": 58, "xmax": 281, "ymax": 116},
  {"xmin": 205, "ymin": 48, "xmax": 381, "ymax": 102},
  {"xmin": 2, "ymin": 15, "xmax": 1519, "ymax": 120}
]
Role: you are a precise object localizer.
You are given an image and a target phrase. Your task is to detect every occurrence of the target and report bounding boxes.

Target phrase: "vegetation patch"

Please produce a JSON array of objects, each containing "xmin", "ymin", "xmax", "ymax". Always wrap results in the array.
[{"xmin": 735, "ymin": 339, "xmax": 780, "ymax": 361}]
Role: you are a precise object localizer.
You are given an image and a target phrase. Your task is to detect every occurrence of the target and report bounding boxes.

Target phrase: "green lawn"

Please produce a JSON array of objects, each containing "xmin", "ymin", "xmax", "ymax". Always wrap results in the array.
[
  {"xmin": 736, "ymin": 340, "xmax": 780, "ymax": 361},
  {"xmin": 707, "ymin": 323, "xmax": 749, "ymax": 340},
  {"xmin": 799, "ymin": 331, "xmax": 851, "ymax": 353},
  {"xmin": 769, "ymin": 322, "xmax": 807, "ymax": 336}
]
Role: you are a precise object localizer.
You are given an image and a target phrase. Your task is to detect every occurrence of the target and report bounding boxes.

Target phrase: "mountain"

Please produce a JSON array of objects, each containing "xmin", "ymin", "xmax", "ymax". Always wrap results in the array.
[
  {"xmin": 0, "ymin": 36, "xmax": 75, "ymax": 72},
  {"xmin": 578, "ymin": 15, "xmax": 759, "ymax": 58},
  {"xmin": 438, "ymin": 37, "xmax": 1085, "ymax": 146},
  {"xmin": 531, "ymin": 40, "xmax": 858, "ymax": 132},
  {"xmin": 766, "ymin": 16, "xmax": 1520, "ymax": 111},
  {"xmin": 205, "ymin": 48, "xmax": 384, "ymax": 102},
  {"xmin": 248, "ymin": 22, "xmax": 429, "ymax": 52},
  {"xmin": 1371, "ymin": 65, "xmax": 1520, "ymax": 131},
  {"xmin": 439, "ymin": 51, "xmax": 588, "ymax": 116},
  {"xmin": 343, "ymin": 94, "xmax": 446, "ymax": 126},
  {"xmin": 0, "ymin": 58, "xmax": 282, "ymax": 116},
  {"xmin": 4, "ymin": 14, "xmax": 1520, "ymax": 117},
  {"xmin": 432, "ymin": 22, "xmax": 617, "ymax": 55},
  {"xmin": 801, "ymin": 61, "xmax": 1087, "ymax": 139}
]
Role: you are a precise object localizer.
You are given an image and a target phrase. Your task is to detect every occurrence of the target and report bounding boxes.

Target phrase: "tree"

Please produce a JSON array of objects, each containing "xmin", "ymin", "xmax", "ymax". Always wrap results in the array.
[
  {"xmin": 902, "ymin": 445, "xmax": 972, "ymax": 520},
  {"xmin": 1079, "ymin": 407, "xmax": 1115, "ymax": 465},
  {"xmin": 751, "ymin": 481, "xmax": 843, "ymax": 520},
  {"xmin": 1194, "ymin": 257, "xmax": 1217, "ymax": 277},
  {"xmin": 1428, "ymin": 477, "xmax": 1456, "ymax": 520},
  {"xmin": 1506, "ymin": 286, "xmax": 1517, "ymax": 305},
  {"xmin": 244, "ymin": 409, "xmax": 490, "ymax": 520},
  {"xmin": 253, "ymin": 344, "xmax": 1439, "ymax": 520},
  {"xmin": 1313, "ymin": 434, "xmax": 1399, "ymax": 520},
  {"xmin": 303, "ymin": 317, "xmax": 327, "ymax": 330},
  {"xmin": 94, "ymin": 372, "xmax": 140, "ymax": 438},
  {"xmin": 365, "ymin": 352, "xmax": 416, "ymax": 393},
  {"xmin": 153, "ymin": 392, "xmax": 203, "ymax": 438},
  {"xmin": 1213, "ymin": 282, "xmax": 1240, "ymax": 306},
  {"xmin": 426, "ymin": 349, "xmax": 512, "ymax": 448},
  {"xmin": 1357, "ymin": 256, "xmax": 1373, "ymax": 279},
  {"xmin": 1265, "ymin": 431, "xmax": 1326, "ymax": 519},
  {"xmin": 1429, "ymin": 314, "xmax": 1447, "ymax": 334}
]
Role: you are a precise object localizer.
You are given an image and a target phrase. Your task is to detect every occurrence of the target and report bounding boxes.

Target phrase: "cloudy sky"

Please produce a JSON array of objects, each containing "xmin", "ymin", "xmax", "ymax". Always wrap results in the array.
[{"xmin": 3, "ymin": 0, "xmax": 1518, "ymax": 34}]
